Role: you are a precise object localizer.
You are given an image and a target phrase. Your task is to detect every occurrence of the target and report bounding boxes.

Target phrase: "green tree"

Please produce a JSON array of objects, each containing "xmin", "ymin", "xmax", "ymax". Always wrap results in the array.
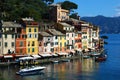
[
  {"xmin": 70, "ymin": 13, "xmax": 80, "ymax": 20},
  {"xmin": 61, "ymin": 1, "xmax": 78, "ymax": 12},
  {"xmin": 0, "ymin": 0, "xmax": 48, "ymax": 21}
]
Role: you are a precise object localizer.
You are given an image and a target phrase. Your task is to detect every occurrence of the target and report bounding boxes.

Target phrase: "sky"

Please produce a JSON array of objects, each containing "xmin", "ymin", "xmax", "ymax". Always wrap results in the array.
[{"xmin": 55, "ymin": 0, "xmax": 120, "ymax": 17}]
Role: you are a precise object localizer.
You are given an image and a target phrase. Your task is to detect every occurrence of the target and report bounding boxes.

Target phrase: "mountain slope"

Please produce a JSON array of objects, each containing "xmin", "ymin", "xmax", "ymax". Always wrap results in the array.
[{"xmin": 81, "ymin": 15, "xmax": 120, "ymax": 33}]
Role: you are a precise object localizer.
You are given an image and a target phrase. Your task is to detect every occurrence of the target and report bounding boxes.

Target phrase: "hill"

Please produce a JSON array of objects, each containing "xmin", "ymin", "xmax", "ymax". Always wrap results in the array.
[{"xmin": 81, "ymin": 15, "xmax": 120, "ymax": 34}]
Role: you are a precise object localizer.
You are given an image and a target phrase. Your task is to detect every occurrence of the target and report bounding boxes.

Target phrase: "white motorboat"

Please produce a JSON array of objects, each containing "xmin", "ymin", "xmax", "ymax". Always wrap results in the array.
[
  {"xmin": 51, "ymin": 60, "xmax": 59, "ymax": 63},
  {"xmin": 16, "ymin": 66, "xmax": 46, "ymax": 75}
]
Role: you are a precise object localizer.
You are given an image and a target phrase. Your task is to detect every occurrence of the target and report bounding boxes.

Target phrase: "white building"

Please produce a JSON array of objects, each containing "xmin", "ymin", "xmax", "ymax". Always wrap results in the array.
[{"xmin": 1, "ymin": 21, "xmax": 22, "ymax": 54}]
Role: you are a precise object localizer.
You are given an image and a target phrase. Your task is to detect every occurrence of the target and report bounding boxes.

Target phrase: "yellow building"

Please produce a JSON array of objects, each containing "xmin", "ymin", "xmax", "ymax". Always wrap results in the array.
[
  {"xmin": 58, "ymin": 33, "xmax": 66, "ymax": 53},
  {"xmin": 49, "ymin": 4, "xmax": 69, "ymax": 22},
  {"xmin": 46, "ymin": 29, "xmax": 66, "ymax": 53},
  {"xmin": 22, "ymin": 18, "xmax": 39, "ymax": 55}
]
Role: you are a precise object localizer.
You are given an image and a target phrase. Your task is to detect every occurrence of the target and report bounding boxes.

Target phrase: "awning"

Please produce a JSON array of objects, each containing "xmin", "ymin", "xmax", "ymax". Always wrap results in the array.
[
  {"xmin": 58, "ymin": 52, "xmax": 68, "ymax": 55},
  {"xmin": 4, "ymin": 55, "xmax": 13, "ymax": 58},
  {"xmin": 39, "ymin": 53, "xmax": 52, "ymax": 57},
  {"xmin": 51, "ymin": 54, "xmax": 58, "ymax": 56},
  {"xmin": 19, "ymin": 56, "xmax": 34, "ymax": 60}
]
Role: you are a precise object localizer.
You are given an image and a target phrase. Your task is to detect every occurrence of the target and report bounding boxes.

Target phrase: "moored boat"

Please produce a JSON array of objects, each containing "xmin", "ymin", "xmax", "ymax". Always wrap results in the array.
[
  {"xmin": 95, "ymin": 54, "xmax": 107, "ymax": 62},
  {"xmin": 16, "ymin": 66, "xmax": 46, "ymax": 75},
  {"xmin": 51, "ymin": 60, "xmax": 59, "ymax": 63}
]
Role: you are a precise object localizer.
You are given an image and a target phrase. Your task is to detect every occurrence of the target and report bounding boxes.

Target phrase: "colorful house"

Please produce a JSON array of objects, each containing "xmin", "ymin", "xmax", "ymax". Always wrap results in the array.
[
  {"xmin": 74, "ymin": 31, "xmax": 82, "ymax": 53},
  {"xmin": 55, "ymin": 22, "xmax": 75, "ymax": 53},
  {"xmin": 38, "ymin": 31, "xmax": 53, "ymax": 54},
  {"xmin": 46, "ymin": 29, "xmax": 66, "ymax": 54},
  {"xmin": 92, "ymin": 26, "xmax": 100, "ymax": 50},
  {"xmin": 1, "ymin": 21, "xmax": 22, "ymax": 54},
  {"xmin": 49, "ymin": 4, "xmax": 69, "ymax": 22},
  {"xmin": 81, "ymin": 23, "xmax": 89, "ymax": 50},
  {"xmin": 22, "ymin": 18, "xmax": 39, "ymax": 55},
  {"xmin": 15, "ymin": 26, "xmax": 26, "ymax": 55}
]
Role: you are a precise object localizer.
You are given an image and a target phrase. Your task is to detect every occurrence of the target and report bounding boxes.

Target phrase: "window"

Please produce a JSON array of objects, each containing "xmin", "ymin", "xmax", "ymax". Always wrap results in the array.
[
  {"xmin": 64, "ymin": 36, "xmax": 66, "ymax": 39},
  {"xmin": 20, "ymin": 41, "xmax": 23, "ymax": 47},
  {"xmin": 5, "ymin": 34, "xmax": 7, "ymax": 38},
  {"xmin": 72, "ymin": 34, "xmax": 74, "ymax": 37},
  {"xmin": 34, "ymin": 34, "xmax": 37, "ymax": 38},
  {"xmin": 5, "ymin": 42, "xmax": 7, "ymax": 47},
  {"xmin": 60, "ymin": 42, "xmax": 62, "ymax": 47},
  {"xmin": 32, "ymin": 48, "xmax": 34, "ymax": 52},
  {"xmin": 44, "ymin": 43, "xmax": 47, "ymax": 46},
  {"xmin": 72, "ymin": 40, "xmax": 74, "ymax": 44},
  {"xmin": 12, "ymin": 34, "xmax": 14, "ymax": 38},
  {"xmin": 67, "ymin": 40, "xmax": 69, "ymax": 44},
  {"xmin": 29, "ymin": 28, "xmax": 31, "ymax": 32},
  {"xmin": 64, "ymin": 42, "xmax": 66, "ymax": 47},
  {"xmin": 11, "ymin": 42, "xmax": 14, "ymax": 47},
  {"xmin": 51, "ymin": 42, "xmax": 54, "ymax": 46},
  {"xmin": 20, "ymin": 49, "xmax": 22, "ymax": 53},
  {"xmin": 55, "ymin": 36, "xmax": 58, "ymax": 39},
  {"xmin": 51, "ymin": 48, "xmax": 54, "ymax": 52},
  {"xmin": 28, "ymin": 34, "xmax": 32, "ymax": 38},
  {"xmin": 28, "ymin": 48, "xmax": 30, "ymax": 53},
  {"xmin": 67, "ymin": 34, "xmax": 69, "ymax": 37},
  {"xmin": 29, "ymin": 34, "xmax": 32, "ymax": 38},
  {"xmin": 32, "ymin": 41, "xmax": 35, "ymax": 46},
  {"xmin": 55, "ymin": 42, "xmax": 58, "ymax": 45},
  {"xmin": 28, "ymin": 41, "xmax": 30, "ymax": 46},
  {"xmin": 39, "ymin": 42, "xmax": 42, "ymax": 46},
  {"xmin": 17, "ymin": 34, "xmax": 20, "ymax": 38},
  {"xmin": 34, "ymin": 28, "xmax": 37, "ymax": 32},
  {"xmin": 60, "ymin": 36, "xmax": 62, "ymax": 40}
]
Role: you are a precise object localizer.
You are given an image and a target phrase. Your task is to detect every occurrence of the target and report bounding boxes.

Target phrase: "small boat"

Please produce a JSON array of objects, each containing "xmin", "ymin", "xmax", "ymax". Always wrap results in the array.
[
  {"xmin": 61, "ymin": 59, "xmax": 70, "ymax": 62},
  {"xmin": 95, "ymin": 54, "xmax": 107, "ymax": 62},
  {"xmin": 83, "ymin": 55, "xmax": 90, "ymax": 59},
  {"xmin": 16, "ymin": 66, "xmax": 46, "ymax": 75},
  {"xmin": 51, "ymin": 60, "xmax": 59, "ymax": 63}
]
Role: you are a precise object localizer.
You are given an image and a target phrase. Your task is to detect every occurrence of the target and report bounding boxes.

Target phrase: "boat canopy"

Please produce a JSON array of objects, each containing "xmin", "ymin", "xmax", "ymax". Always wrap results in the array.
[
  {"xmin": 31, "ymin": 55, "xmax": 41, "ymax": 59},
  {"xmin": 39, "ymin": 53, "xmax": 52, "ymax": 57},
  {"xmin": 4, "ymin": 55, "xmax": 13, "ymax": 58},
  {"xmin": 57, "ymin": 52, "xmax": 68, "ymax": 55},
  {"xmin": 19, "ymin": 56, "xmax": 34, "ymax": 61}
]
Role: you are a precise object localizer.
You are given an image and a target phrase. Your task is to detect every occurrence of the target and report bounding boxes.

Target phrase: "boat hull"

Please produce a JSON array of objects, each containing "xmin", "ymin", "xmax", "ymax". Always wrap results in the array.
[{"xmin": 16, "ymin": 66, "xmax": 46, "ymax": 75}]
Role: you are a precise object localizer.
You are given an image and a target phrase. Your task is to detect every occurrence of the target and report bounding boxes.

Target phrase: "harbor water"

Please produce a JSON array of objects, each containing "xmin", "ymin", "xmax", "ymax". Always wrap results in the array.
[{"xmin": 0, "ymin": 34, "xmax": 120, "ymax": 80}]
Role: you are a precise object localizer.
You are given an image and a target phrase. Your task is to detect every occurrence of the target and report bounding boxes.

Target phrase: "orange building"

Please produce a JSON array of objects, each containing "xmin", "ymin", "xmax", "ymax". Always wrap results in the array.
[{"xmin": 15, "ymin": 27, "xmax": 27, "ymax": 55}]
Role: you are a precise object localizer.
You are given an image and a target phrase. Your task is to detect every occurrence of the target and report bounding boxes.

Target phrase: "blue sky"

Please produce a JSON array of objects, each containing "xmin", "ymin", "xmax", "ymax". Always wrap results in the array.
[{"xmin": 55, "ymin": 0, "xmax": 120, "ymax": 17}]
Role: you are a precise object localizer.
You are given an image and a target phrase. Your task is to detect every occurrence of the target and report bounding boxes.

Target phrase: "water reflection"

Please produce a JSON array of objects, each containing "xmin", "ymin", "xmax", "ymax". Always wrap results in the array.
[{"xmin": 0, "ymin": 58, "xmax": 101, "ymax": 80}]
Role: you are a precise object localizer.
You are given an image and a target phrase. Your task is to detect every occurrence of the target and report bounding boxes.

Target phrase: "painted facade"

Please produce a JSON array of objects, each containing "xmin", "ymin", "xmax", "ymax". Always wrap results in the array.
[
  {"xmin": 81, "ymin": 23, "xmax": 89, "ymax": 50},
  {"xmin": 58, "ymin": 32, "xmax": 66, "ymax": 53},
  {"xmin": 1, "ymin": 22, "xmax": 21, "ymax": 54},
  {"xmin": 56, "ymin": 22, "xmax": 75, "ymax": 53},
  {"xmin": 22, "ymin": 18, "xmax": 39, "ymax": 55},
  {"xmin": 74, "ymin": 31, "xmax": 82, "ymax": 52},
  {"xmin": 38, "ymin": 32, "xmax": 53, "ymax": 54},
  {"xmin": 46, "ymin": 29, "xmax": 66, "ymax": 53},
  {"xmin": 49, "ymin": 4, "xmax": 69, "ymax": 22},
  {"xmin": 92, "ymin": 26, "xmax": 100, "ymax": 49},
  {"xmin": 16, "ymin": 27, "xmax": 26, "ymax": 55}
]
